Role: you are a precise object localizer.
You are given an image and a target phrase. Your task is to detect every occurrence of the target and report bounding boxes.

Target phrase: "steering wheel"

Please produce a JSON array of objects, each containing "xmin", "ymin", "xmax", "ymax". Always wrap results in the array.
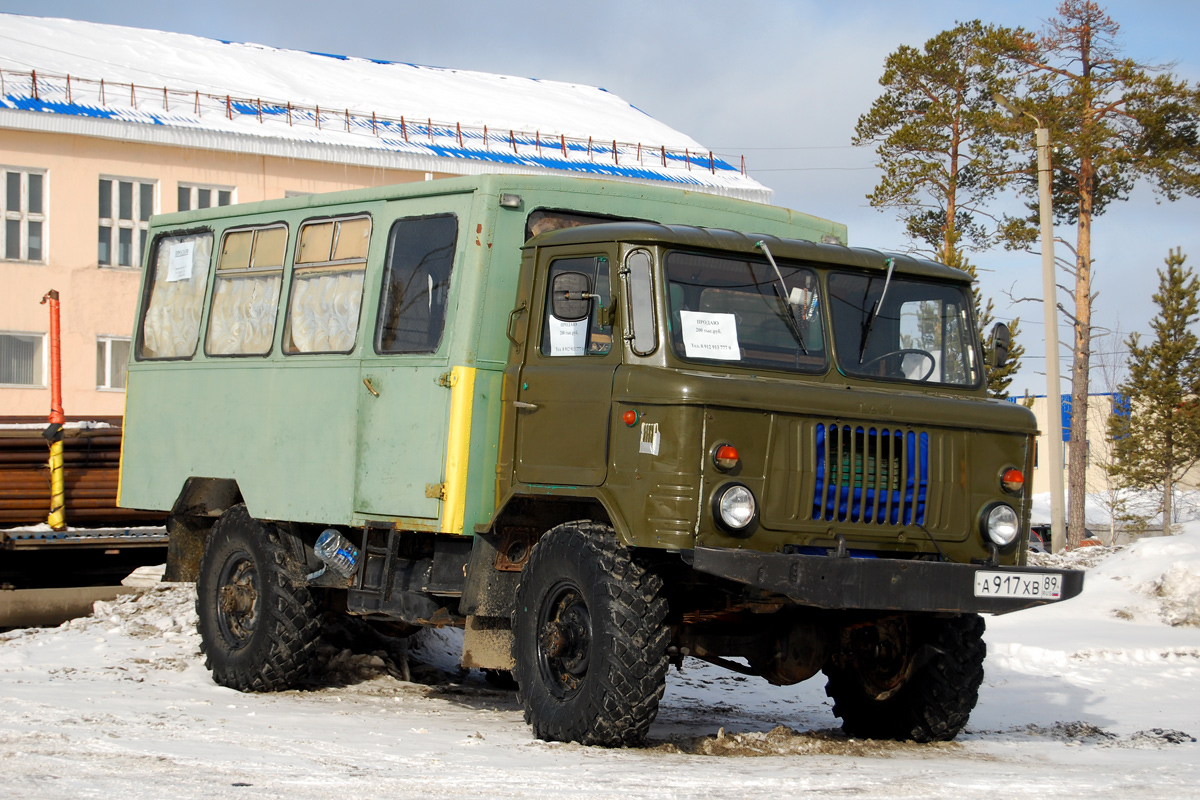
[{"xmin": 860, "ymin": 348, "xmax": 936, "ymax": 381}]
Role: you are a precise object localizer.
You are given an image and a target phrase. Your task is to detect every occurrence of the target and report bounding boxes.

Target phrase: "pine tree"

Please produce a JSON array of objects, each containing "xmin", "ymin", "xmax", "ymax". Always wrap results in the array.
[
  {"xmin": 853, "ymin": 20, "xmax": 1022, "ymax": 259},
  {"xmin": 854, "ymin": 20, "xmax": 1025, "ymax": 396},
  {"xmin": 1108, "ymin": 248, "xmax": 1200, "ymax": 533},
  {"xmin": 1001, "ymin": 1, "xmax": 1200, "ymax": 547}
]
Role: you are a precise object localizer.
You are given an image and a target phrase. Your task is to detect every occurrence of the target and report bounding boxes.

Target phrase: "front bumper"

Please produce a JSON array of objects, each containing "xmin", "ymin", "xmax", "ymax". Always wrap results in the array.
[{"xmin": 692, "ymin": 547, "xmax": 1084, "ymax": 615}]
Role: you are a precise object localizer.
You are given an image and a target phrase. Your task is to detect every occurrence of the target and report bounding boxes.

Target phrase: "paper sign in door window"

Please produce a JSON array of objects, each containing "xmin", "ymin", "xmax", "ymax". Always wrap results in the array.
[
  {"xmin": 679, "ymin": 310, "xmax": 740, "ymax": 360},
  {"xmin": 166, "ymin": 241, "xmax": 195, "ymax": 282},
  {"xmin": 548, "ymin": 316, "xmax": 587, "ymax": 356}
]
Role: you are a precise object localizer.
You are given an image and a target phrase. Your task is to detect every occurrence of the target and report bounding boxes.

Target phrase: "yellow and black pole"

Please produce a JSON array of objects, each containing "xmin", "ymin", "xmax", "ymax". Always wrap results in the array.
[{"xmin": 40, "ymin": 289, "xmax": 66, "ymax": 531}]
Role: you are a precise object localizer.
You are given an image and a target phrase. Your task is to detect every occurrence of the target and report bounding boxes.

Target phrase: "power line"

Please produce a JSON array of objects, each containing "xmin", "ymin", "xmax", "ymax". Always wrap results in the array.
[
  {"xmin": 713, "ymin": 144, "xmax": 858, "ymax": 151},
  {"xmin": 750, "ymin": 166, "xmax": 877, "ymax": 173}
]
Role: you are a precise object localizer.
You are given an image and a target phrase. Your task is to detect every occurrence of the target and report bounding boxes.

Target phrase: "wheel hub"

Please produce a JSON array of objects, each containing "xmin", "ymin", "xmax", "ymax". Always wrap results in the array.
[
  {"xmin": 216, "ymin": 557, "xmax": 259, "ymax": 645},
  {"xmin": 847, "ymin": 617, "xmax": 914, "ymax": 701},
  {"xmin": 536, "ymin": 584, "xmax": 592, "ymax": 698}
]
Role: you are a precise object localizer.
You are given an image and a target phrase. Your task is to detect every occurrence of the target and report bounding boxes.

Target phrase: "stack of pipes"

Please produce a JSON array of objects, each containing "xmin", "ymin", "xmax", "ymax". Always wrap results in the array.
[{"xmin": 0, "ymin": 423, "xmax": 165, "ymax": 526}]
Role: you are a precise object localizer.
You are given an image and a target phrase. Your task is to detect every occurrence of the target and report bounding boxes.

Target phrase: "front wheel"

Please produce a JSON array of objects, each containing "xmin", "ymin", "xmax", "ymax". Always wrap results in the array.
[
  {"xmin": 511, "ymin": 522, "xmax": 669, "ymax": 746},
  {"xmin": 196, "ymin": 505, "xmax": 322, "ymax": 692},
  {"xmin": 824, "ymin": 613, "xmax": 986, "ymax": 742}
]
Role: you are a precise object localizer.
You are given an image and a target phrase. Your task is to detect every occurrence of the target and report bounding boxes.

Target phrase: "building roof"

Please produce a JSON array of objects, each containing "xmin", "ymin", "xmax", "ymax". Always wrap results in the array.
[{"xmin": 0, "ymin": 14, "xmax": 770, "ymax": 202}]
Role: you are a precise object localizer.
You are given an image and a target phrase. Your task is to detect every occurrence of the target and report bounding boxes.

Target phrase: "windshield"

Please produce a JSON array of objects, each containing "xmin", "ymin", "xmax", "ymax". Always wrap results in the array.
[
  {"xmin": 665, "ymin": 251, "xmax": 826, "ymax": 373},
  {"xmin": 828, "ymin": 271, "xmax": 979, "ymax": 386}
]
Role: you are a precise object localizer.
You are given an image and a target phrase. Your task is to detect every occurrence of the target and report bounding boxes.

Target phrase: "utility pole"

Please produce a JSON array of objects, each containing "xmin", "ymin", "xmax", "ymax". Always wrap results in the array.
[{"xmin": 995, "ymin": 94, "xmax": 1066, "ymax": 553}]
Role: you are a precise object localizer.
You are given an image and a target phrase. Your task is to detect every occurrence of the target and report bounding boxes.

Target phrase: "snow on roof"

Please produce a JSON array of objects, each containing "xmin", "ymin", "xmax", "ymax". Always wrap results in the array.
[{"xmin": 0, "ymin": 14, "xmax": 770, "ymax": 202}]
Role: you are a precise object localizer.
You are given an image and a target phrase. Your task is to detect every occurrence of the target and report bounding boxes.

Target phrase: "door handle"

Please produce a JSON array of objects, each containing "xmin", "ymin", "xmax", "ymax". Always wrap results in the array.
[
  {"xmin": 363, "ymin": 377, "xmax": 380, "ymax": 397},
  {"xmin": 513, "ymin": 400, "xmax": 538, "ymax": 410},
  {"xmin": 506, "ymin": 302, "xmax": 527, "ymax": 351}
]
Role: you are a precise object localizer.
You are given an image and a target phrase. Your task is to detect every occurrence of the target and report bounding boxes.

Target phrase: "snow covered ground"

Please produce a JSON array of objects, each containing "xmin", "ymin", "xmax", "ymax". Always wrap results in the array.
[{"xmin": 1, "ymin": 526, "xmax": 1198, "ymax": 798}]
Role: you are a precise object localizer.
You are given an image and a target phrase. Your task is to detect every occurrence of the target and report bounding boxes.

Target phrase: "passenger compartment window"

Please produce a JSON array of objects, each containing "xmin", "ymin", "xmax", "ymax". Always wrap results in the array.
[
  {"xmin": 540, "ymin": 256, "xmax": 612, "ymax": 357},
  {"xmin": 206, "ymin": 224, "xmax": 288, "ymax": 356},
  {"xmin": 375, "ymin": 215, "xmax": 458, "ymax": 354},
  {"xmin": 284, "ymin": 216, "xmax": 371, "ymax": 354},
  {"xmin": 138, "ymin": 231, "xmax": 214, "ymax": 360}
]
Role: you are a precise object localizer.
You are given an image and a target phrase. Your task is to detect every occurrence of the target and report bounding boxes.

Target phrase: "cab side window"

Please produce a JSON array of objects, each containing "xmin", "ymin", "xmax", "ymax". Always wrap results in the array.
[
  {"xmin": 206, "ymin": 224, "xmax": 287, "ymax": 356},
  {"xmin": 375, "ymin": 215, "xmax": 458, "ymax": 354},
  {"xmin": 283, "ymin": 215, "xmax": 371, "ymax": 354},
  {"xmin": 540, "ymin": 256, "xmax": 612, "ymax": 357}
]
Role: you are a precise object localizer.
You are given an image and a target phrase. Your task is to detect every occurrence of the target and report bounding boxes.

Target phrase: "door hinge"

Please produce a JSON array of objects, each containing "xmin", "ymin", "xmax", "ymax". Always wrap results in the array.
[
  {"xmin": 437, "ymin": 372, "xmax": 458, "ymax": 388},
  {"xmin": 425, "ymin": 482, "xmax": 446, "ymax": 500}
]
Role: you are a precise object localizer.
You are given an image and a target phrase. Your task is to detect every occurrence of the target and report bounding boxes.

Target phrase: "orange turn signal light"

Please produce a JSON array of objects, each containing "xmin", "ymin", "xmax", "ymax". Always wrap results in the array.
[
  {"xmin": 1001, "ymin": 468, "xmax": 1024, "ymax": 493},
  {"xmin": 714, "ymin": 444, "xmax": 740, "ymax": 471}
]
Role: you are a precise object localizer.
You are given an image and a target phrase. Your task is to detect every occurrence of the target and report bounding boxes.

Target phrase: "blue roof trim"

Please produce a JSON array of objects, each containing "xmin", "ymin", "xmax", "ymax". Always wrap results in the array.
[
  {"xmin": 0, "ymin": 91, "xmax": 746, "ymax": 189},
  {"xmin": 305, "ymin": 50, "xmax": 351, "ymax": 61}
]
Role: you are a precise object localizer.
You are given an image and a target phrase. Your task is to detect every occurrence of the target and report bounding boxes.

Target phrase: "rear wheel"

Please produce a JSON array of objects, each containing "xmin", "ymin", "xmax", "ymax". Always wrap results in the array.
[
  {"xmin": 511, "ymin": 522, "xmax": 669, "ymax": 746},
  {"xmin": 824, "ymin": 613, "xmax": 986, "ymax": 742},
  {"xmin": 196, "ymin": 505, "xmax": 322, "ymax": 691}
]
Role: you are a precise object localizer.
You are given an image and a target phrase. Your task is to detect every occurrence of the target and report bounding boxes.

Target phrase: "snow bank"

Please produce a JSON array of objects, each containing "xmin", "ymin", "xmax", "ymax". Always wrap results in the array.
[
  {"xmin": 979, "ymin": 521, "xmax": 1200, "ymax": 750},
  {"xmin": 1, "ymin": 528, "xmax": 1198, "ymax": 796}
]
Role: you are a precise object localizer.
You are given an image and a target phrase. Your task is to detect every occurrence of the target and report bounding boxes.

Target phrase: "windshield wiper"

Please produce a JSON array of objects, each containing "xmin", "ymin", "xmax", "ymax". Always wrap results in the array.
[
  {"xmin": 755, "ymin": 241, "xmax": 808, "ymax": 355},
  {"xmin": 858, "ymin": 257, "xmax": 895, "ymax": 363}
]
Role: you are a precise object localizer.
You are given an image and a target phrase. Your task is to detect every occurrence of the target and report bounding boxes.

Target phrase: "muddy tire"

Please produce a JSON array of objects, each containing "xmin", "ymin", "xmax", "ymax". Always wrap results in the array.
[
  {"xmin": 196, "ymin": 505, "xmax": 322, "ymax": 692},
  {"xmin": 511, "ymin": 522, "xmax": 670, "ymax": 746},
  {"xmin": 825, "ymin": 613, "xmax": 986, "ymax": 742}
]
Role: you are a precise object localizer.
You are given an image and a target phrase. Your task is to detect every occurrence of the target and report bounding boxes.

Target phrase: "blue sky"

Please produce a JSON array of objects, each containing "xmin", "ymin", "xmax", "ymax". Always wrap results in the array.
[{"xmin": 4, "ymin": 0, "xmax": 1198, "ymax": 395}]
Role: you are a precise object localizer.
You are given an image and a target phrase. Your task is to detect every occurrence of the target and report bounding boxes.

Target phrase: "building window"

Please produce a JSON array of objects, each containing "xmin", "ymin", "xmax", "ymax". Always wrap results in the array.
[
  {"xmin": 0, "ymin": 332, "xmax": 45, "ymax": 386},
  {"xmin": 99, "ymin": 178, "xmax": 155, "ymax": 268},
  {"xmin": 3, "ymin": 168, "xmax": 46, "ymax": 262},
  {"xmin": 178, "ymin": 184, "xmax": 234, "ymax": 212},
  {"xmin": 96, "ymin": 336, "xmax": 131, "ymax": 390}
]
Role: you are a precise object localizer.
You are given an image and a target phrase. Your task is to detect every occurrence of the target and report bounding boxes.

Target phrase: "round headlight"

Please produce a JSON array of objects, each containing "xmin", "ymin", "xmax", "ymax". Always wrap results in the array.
[
  {"xmin": 983, "ymin": 503, "xmax": 1020, "ymax": 548},
  {"xmin": 715, "ymin": 484, "xmax": 757, "ymax": 533}
]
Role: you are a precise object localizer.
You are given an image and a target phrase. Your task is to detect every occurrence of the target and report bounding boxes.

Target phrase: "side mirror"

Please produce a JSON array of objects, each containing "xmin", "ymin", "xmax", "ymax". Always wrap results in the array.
[
  {"xmin": 550, "ymin": 272, "xmax": 593, "ymax": 321},
  {"xmin": 989, "ymin": 322, "xmax": 1011, "ymax": 369}
]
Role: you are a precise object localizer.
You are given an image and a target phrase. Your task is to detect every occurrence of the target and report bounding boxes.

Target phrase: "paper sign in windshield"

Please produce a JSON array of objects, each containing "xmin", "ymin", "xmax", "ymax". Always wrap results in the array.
[
  {"xmin": 548, "ymin": 316, "xmax": 587, "ymax": 356},
  {"xmin": 166, "ymin": 242, "xmax": 194, "ymax": 283},
  {"xmin": 680, "ymin": 310, "xmax": 740, "ymax": 361}
]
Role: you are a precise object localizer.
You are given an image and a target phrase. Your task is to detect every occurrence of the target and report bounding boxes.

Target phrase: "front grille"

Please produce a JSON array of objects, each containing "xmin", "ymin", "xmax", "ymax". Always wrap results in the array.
[{"xmin": 812, "ymin": 423, "xmax": 929, "ymax": 526}]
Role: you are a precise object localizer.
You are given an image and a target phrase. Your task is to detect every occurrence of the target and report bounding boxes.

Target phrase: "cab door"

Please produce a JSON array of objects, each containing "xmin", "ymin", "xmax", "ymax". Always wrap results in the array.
[
  {"xmin": 513, "ymin": 248, "xmax": 619, "ymax": 487},
  {"xmin": 355, "ymin": 206, "xmax": 465, "ymax": 521}
]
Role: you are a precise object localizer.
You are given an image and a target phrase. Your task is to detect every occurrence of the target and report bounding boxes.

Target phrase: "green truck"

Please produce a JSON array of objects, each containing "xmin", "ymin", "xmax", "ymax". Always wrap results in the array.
[{"xmin": 119, "ymin": 174, "xmax": 1082, "ymax": 747}]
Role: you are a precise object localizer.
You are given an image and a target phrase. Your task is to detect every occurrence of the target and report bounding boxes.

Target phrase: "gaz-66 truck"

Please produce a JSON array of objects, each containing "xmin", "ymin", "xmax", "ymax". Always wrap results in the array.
[{"xmin": 119, "ymin": 174, "xmax": 1082, "ymax": 746}]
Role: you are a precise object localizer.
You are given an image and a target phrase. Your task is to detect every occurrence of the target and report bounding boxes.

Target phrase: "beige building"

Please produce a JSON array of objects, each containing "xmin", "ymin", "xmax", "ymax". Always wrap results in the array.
[
  {"xmin": 1, "ymin": 15, "xmax": 766, "ymax": 419},
  {"xmin": 0, "ymin": 131, "xmax": 443, "ymax": 417},
  {"xmin": 1024, "ymin": 393, "xmax": 1128, "ymax": 497}
]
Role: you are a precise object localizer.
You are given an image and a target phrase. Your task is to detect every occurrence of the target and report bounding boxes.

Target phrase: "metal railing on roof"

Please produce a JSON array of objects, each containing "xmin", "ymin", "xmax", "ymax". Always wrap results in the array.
[{"xmin": 0, "ymin": 68, "xmax": 749, "ymax": 178}]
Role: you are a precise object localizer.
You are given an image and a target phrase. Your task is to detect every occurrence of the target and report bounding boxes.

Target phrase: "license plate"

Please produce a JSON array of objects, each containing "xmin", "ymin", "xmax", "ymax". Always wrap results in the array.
[{"xmin": 973, "ymin": 571, "xmax": 1062, "ymax": 600}]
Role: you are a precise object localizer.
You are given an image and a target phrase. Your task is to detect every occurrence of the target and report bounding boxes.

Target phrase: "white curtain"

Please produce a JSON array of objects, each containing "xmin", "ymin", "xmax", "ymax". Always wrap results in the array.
[
  {"xmin": 207, "ymin": 274, "xmax": 282, "ymax": 355},
  {"xmin": 287, "ymin": 270, "xmax": 365, "ymax": 353},
  {"xmin": 141, "ymin": 234, "xmax": 213, "ymax": 359}
]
